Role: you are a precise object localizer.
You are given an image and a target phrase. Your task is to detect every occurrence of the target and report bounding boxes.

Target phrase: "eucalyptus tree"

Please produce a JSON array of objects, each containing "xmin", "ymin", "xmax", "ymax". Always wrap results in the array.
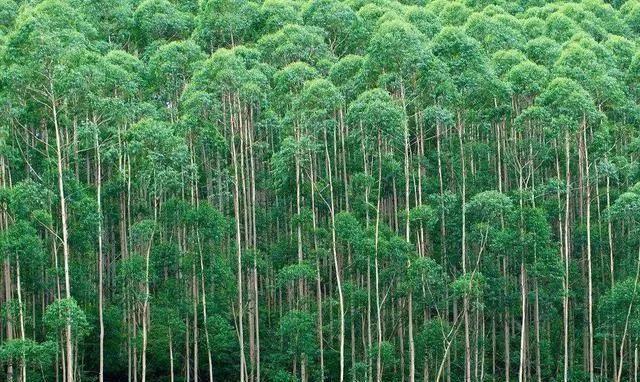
[
  {"xmin": 146, "ymin": 41, "xmax": 205, "ymax": 123},
  {"xmin": 0, "ymin": 220, "xmax": 47, "ymax": 381},
  {"xmin": 302, "ymin": 0, "xmax": 361, "ymax": 55},
  {"xmin": 432, "ymin": 25, "xmax": 498, "ymax": 382},
  {"xmin": 297, "ymin": 77, "xmax": 344, "ymax": 381},
  {"xmin": 538, "ymin": 77, "xmax": 599, "ymax": 382},
  {"xmin": 365, "ymin": 18, "xmax": 431, "ymax": 381},
  {"xmin": 133, "ymin": 0, "xmax": 193, "ymax": 49},
  {"xmin": 90, "ymin": 49, "xmax": 145, "ymax": 382},
  {"xmin": 190, "ymin": 46, "xmax": 268, "ymax": 382},
  {"xmin": 2, "ymin": 1, "xmax": 99, "ymax": 380},
  {"xmin": 258, "ymin": 0, "xmax": 301, "ymax": 35},
  {"xmin": 257, "ymin": 24, "xmax": 331, "ymax": 68},
  {"xmin": 347, "ymin": 88, "xmax": 404, "ymax": 382},
  {"xmin": 193, "ymin": 0, "xmax": 259, "ymax": 52},
  {"xmin": 126, "ymin": 117, "xmax": 189, "ymax": 382},
  {"xmin": 606, "ymin": 183, "xmax": 640, "ymax": 382}
]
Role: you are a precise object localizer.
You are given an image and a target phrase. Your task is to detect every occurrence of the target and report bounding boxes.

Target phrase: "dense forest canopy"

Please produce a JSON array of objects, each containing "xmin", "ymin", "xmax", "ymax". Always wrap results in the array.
[{"xmin": 1, "ymin": 0, "xmax": 640, "ymax": 381}]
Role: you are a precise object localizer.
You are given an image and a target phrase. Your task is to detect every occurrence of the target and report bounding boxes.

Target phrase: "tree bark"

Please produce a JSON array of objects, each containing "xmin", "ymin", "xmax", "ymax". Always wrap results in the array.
[
  {"xmin": 325, "ymin": 127, "xmax": 345, "ymax": 382},
  {"xmin": 563, "ymin": 130, "xmax": 571, "ymax": 382},
  {"xmin": 95, "ymin": 123, "xmax": 105, "ymax": 382},
  {"xmin": 52, "ymin": 88, "xmax": 74, "ymax": 382}
]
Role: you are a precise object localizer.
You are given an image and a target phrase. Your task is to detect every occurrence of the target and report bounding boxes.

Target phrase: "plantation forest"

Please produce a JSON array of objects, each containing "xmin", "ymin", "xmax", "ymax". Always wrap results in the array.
[{"xmin": 3, "ymin": 0, "xmax": 640, "ymax": 381}]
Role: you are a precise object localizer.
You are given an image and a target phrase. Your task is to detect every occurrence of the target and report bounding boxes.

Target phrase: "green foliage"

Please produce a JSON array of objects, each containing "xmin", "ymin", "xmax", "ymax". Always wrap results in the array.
[
  {"xmin": 609, "ymin": 182, "xmax": 640, "ymax": 223},
  {"xmin": 257, "ymin": 24, "xmax": 330, "ymax": 68},
  {"xmin": 598, "ymin": 278, "xmax": 640, "ymax": 335},
  {"xmin": 465, "ymin": 190, "xmax": 513, "ymax": 223},
  {"xmin": 366, "ymin": 18, "xmax": 426, "ymax": 81},
  {"xmin": 417, "ymin": 318, "xmax": 450, "ymax": 358},
  {"xmin": 0, "ymin": 0, "xmax": 17, "ymax": 33},
  {"xmin": 0, "ymin": 221, "xmax": 45, "ymax": 282},
  {"xmin": 277, "ymin": 262, "xmax": 316, "ymax": 286},
  {"xmin": 127, "ymin": 118, "xmax": 190, "ymax": 194},
  {"xmin": 297, "ymin": 78, "xmax": 343, "ymax": 131},
  {"xmin": 537, "ymin": 77, "xmax": 598, "ymax": 133},
  {"xmin": 43, "ymin": 298, "xmax": 91, "ymax": 341},
  {"xmin": 133, "ymin": 0, "xmax": 192, "ymax": 47},
  {"xmin": 451, "ymin": 272, "xmax": 486, "ymax": 300},
  {"xmin": 259, "ymin": 0, "xmax": 301, "ymax": 35},
  {"xmin": 303, "ymin": 0, "xmax": 360, "ymax": 53},
  {"xmin": 194, "ymin": 0, "xmax": 259, "ymax": 51},
  {"xmin": 146, "ymin": 40, "xmax": 205, "ymax": 106},
  {"xmin": 279, "ymin": 310, "xmax": 317, "ymax": 359},
  {"xmin": 0, "ymin": 339, "xmax": 55, "ymax": 370},
  {"xmin": 347, "ymin": 88, "xmax": 404, "ymax": 143}
]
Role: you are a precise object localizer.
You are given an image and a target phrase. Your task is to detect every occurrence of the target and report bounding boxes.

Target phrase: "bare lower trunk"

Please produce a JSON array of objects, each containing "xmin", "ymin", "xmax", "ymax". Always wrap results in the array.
[
  {"xmin": 518, "ymin": 263, "xmax": 527, "ymax": 382},
  {"xmin": 563, "ymin": 130, "xmax": 571, "ymax": 382},
  {"xmin": 197, "ymin": 233, "xmax": 214, "ymax": 382},
  {"xmin": 230, "ymin": 95, "xmax": 247, "ymax": 381},
  {"xmin": 52, "ymin": 91, "xmax": 74, "ymax": 382},
  {"xmin": 583, "ymin": 124, "xmax": 594, "ymax": 382},
  {"xmin": 615, "ymin": 244, "xmax": 640, "ymax": 382},
  {"xmin": 458, "ymin": 112, "xmax": 471, "ymax": 382},
  {"xmin": 141, "ymin": 227, "xmax": 154, "ymax": 382},
  {"xmin": 375, "ymin": 134, "xmax": 383, "ymax": 382},
  {"xmin": 325, "ymin": 127, "xmax": 345, "ymax": 382},
  {"xmin": 169, "ymin": 331, "xmax": 175, "ymax": 382},
  {"xmin": 3, "ymin": 257, "xmax": 13, "ymax": 382},
  {"xmin": 534, "ymin": 281, "xmax": 542, "ymax": 382},
  {"xmin": 96, "ymin": 126, "xmax": 105, "ymax": 382},
  {"xmin": 16, "ymin": 256, "xmax": 26, "ymax": 382}
]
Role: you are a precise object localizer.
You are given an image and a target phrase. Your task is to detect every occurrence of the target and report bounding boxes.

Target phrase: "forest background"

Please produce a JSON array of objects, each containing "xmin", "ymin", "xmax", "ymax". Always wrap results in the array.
[{"xmin": 2, "ymin": 0, "xmax": 640, "ymax": 381}]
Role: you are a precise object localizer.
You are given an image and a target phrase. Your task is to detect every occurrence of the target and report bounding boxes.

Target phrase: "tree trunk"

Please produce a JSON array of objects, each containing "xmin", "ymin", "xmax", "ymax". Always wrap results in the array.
[
  {"xmin": 95, "ymin": 123, "xmax": 105, "ymax": 382},
  {"xmin": 52, "ymin": 89, "xmax": 74, "ymax": 382},
  {"xmin": 197, "ymin": 232, "xmax": 214, "ymax": 382},
  {"xmin": 2, "ymin": 155, "xmax": 13, "ymax": 382},
  {"xmin": 401, "ymin": 82, "xmax": 415, "ymax": 382},
  {"xmin": 458, "ymin": 112, "xmax": 471, "ymax": 382},
  {"xmin": 15, "ymin": 256, "xmax": 26, "ymax": 382},
  {"xmin": 518, "ymin": 263, "xmax": 527, "ymax": 382},
  {"xmin": 141, "ymin": 225, "xmax": 155, "ymax": 382},
  {"xmin": 169, "ymin": 330, "xmax": 175, "ymax": 382},
  {"xmin": 583, "ymin": 123, "xmax": 594, "ymax": 382},
  {"xmin": 230, "ymin": 94, "xmax": 247, "ymax": 382},
  {"xmin": 563, "ymin": 130, "xmax": 571, "ymax": 382},
  {"xmin": 375, "ymin": 133, "xmax": 383, "ymax": 382},
  {"xmin": 325, "ymin": 127, "xmax": 345, "ymax": 382}
]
